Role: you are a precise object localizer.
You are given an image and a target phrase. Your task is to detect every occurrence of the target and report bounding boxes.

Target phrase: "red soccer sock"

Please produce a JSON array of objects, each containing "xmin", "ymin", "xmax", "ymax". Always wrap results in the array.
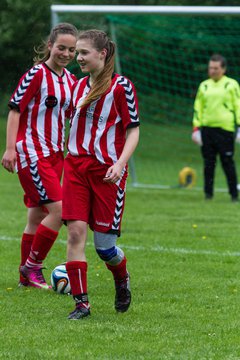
[
  {"xmin": 19, "ymin": 233, "xmax": 34, "ymax": 282},
  {"xmin": 106, "ymin": 256, "xmax": 127, "ymax": 282},
  {"xmin": 20, "ymin": 233, "xmax": 34, "ymax": 266},
  {"xmin": 66, "ymin": 261, "xmax": 89, "ymax": 308},
  {"xmin": 25, "ymin": 224, "xmax": 58, "ymax": 268}
]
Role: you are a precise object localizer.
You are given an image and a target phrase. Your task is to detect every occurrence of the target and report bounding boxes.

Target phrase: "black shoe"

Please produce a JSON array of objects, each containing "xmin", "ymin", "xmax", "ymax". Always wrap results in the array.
[
  {"xmin": 231, "ymin": 197, "xmax": 239, "ymax": 202},
  {"xmin": 68, "ymin": 306, "xmax": 90, "ymax": 320},
  {"xmin": 115, "ymin": 272, "xmax": 131, "ymax": 313}
]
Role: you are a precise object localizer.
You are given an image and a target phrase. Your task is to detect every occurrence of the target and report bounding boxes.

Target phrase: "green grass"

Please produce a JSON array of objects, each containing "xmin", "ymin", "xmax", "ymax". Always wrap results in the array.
[
  {"xmin": 2, "ymin": 119, "xmax": 240, "ymax": 359},
  {"xmin": 134, "ymin": 121, "xmax": 240, "ymax": 190}
]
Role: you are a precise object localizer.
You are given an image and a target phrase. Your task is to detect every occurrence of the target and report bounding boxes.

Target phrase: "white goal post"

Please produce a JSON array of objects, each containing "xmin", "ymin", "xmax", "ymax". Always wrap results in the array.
[{"xmin": 51, "ymin": 5, "xmax": 240, "ymax": 27}]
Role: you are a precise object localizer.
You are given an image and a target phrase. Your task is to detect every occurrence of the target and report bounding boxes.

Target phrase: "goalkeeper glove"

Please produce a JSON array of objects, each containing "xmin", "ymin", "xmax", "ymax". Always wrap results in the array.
[{"xmin": 191, "ymin": 127, "xmax": 202, "ymax": 146}]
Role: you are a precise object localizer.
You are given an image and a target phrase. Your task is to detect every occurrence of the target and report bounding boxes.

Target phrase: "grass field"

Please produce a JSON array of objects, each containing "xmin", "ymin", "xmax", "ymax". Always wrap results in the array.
[
  {"xmin": 133, "ymin": 121, "xmax": 240, "ymax": 190},
  {"xmin": 1, "ymin": 119, "xmax": 240, "ymax": 359}
]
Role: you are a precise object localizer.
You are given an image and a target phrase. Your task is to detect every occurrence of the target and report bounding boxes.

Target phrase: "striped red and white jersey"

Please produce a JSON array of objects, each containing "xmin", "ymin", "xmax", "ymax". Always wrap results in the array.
[
  {"xmin": 9, "ymin": 63, "xmax": 76, "ymax": 170},
  {"xmin": 68, "ymin": 73, "xmax": 140, "ymax": 165}
]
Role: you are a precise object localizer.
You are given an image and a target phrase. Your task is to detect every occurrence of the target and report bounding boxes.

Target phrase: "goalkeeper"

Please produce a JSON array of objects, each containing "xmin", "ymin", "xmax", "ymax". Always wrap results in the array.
[{"xmin": 192, "ymin": 54, "xmax": 240, "ymax": 201}]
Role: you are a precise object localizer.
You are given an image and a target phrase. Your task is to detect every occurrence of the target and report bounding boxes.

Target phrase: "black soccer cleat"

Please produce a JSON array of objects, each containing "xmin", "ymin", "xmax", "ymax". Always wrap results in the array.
[
  {"xmin": 114, "ymin": 272, "xmax": 131, "ymax": 313},
  {"xmin": 68, "ymin": 305, "xmax": 90, "ymax": 320}
]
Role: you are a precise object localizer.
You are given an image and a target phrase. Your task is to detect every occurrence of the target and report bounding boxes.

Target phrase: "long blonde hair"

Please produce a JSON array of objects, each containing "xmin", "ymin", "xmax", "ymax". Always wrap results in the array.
[
  {"xmin": 78, "ymin": 30, "xmax": 115, "ymax": 108},
  {"xmin": 34, "ymin": 23, "xmax": 78, "ymax": 65}
]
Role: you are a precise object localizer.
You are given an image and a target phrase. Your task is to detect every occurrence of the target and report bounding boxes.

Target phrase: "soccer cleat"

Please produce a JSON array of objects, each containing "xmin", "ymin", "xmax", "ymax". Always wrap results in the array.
[
  {"xmin": 19, "ymin": 268, "xmax": 29, "ymax": 287},
  {"xmin": 114, "ymin": 272, "xmax": 131, "ymax": 313},
  {"xmin": 20, "ymin": 265, "xmax": 51, "ymax": 290},
  {"xmin": 68, "ymin": 305, "xmax": 90, "ymax": 320}
]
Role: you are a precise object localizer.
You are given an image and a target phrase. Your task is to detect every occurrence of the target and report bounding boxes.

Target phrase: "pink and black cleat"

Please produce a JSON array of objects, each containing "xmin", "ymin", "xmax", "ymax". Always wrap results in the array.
[{"xmin": 20, "ymin": 265, "xmax": 51, "ymax": 290}]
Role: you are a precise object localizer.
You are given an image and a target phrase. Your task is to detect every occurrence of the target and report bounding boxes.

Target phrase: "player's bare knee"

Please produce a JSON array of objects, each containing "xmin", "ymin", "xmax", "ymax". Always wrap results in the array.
[
  {"xmin": 67, "ymin": 237, "xmax": 78, "ymax": 249},
  {"xmin": 67, "ymin": 231, "xmax": 83, "ymax": 248},
  {"xmin": 68, "ymin": 222, "xmax": 87, "ymax": 247},
  {"xmin": 26, "ymin": 207, "xmax": 47, "ymax": 232},
  {"xmin": 45, "ymin": 201, "xmax": 62, "ymax": 218}
]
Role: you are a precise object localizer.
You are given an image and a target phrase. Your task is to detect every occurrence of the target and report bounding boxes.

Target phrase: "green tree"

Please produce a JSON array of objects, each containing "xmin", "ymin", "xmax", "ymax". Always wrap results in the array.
[{"xmin": 0, "ymin": 0, "xmax": 51, "ymax": 115}]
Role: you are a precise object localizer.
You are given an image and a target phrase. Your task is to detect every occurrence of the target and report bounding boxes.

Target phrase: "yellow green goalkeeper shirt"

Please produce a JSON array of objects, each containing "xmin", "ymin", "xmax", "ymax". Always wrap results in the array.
[{"xmin": 193, "ymin": 75, "xmax": 240, "ymax": 132}]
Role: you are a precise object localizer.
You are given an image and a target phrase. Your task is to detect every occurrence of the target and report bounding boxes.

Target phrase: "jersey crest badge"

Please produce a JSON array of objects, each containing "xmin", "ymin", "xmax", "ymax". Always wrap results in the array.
[{"xmin": 45, "ymin": 95, "xmax": 58, "ymax": 108}]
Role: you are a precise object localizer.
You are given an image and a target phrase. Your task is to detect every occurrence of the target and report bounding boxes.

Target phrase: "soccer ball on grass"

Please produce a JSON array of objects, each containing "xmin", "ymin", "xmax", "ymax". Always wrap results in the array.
[{"xmin": 51, "ymin": 264, "xmax": 71, "ymax": 295}]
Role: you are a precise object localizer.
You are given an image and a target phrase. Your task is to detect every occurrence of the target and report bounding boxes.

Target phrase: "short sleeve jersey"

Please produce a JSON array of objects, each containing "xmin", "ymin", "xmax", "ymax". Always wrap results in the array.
[
  {"xmin": 67, "ymin": 73, "xmax": 140, "ymax": 166},
  {"xmin": 9, "ymin": 63, "xmax": 76, "ymax": 170}
]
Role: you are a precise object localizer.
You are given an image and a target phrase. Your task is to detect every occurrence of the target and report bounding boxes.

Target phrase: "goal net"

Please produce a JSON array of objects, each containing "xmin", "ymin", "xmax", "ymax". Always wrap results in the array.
[{"xmin": 51, "ymin": 6, "xmax": 240, "ymax": 189}]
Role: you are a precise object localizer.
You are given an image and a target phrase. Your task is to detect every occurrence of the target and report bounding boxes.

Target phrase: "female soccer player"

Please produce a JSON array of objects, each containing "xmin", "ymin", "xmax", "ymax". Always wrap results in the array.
[
  {"xmin": 1, "ymin": 23, "xmax": 78, "ymax": 289},
  {"xmin": 62, "ymin": 29, "xmax": 140, "ymax": 320}
]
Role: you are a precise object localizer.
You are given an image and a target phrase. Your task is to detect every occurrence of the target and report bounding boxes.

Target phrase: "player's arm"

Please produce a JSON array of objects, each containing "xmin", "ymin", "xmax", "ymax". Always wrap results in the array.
[
  {"xmin": 1, "ymin": 109, "xmax": 20, "ymax": 173},
  {"xmin": 231, "ymin": 81, "xmax": 240, "ymax": 143},
  {"xmin": 2, "ymin": 67, "xmax": 42, "ymax": 172},
  {"xmin": 104, "ymin": 77, "xmax": 140, "ymax": 183},
  {"xmin": 192, "ymin": 85, "xmax": 203, "ymax": 129},
  {"xmin": 231, "ymin": 81, "xmax": 240, "ymax": 125},
  {"xmin": 103, "ymin": 126, "xmax": 140, "ymax": 183},
  {"xmin": 192, "ymin": 85, "xmax": 203, "ymax": 145}
]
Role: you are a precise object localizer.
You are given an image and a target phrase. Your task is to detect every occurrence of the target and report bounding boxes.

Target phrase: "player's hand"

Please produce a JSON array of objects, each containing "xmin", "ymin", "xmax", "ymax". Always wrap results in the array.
[
  {"xmin": 103, "ymin": 163, "xmax": 123, "ymax": 183},
  {"xmin": 1, "ymin": 149, "xmax": 16, "ymax": 173},
  {"xmin": 236, "ymin": 127, "xmax": 240, "ymax": 143},
  {"xmin": 191, "ymin": 128, "xmax": 202, "ymax": 146}
]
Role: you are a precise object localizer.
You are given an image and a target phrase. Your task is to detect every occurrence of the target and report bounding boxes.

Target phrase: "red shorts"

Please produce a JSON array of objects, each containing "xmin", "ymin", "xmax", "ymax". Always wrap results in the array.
[
  {"xmin": 62, "ymin": 154, "xmax": 128, "ymax": 235},
  {"xmin": 18, "ymin": 152, "xmax": 64, "ymax": 208}
]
